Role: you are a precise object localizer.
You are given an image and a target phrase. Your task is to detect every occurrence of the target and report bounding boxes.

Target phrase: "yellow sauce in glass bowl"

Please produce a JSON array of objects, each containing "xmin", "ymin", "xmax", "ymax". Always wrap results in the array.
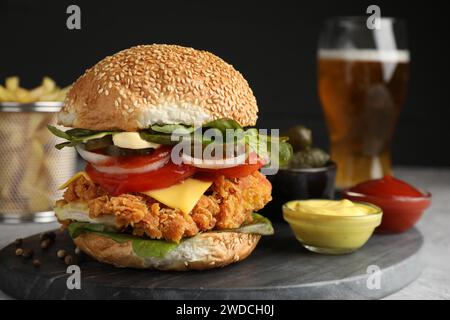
[{"xmin": 283, "ymin": 199, "xmax": 382, "ymax": 254}]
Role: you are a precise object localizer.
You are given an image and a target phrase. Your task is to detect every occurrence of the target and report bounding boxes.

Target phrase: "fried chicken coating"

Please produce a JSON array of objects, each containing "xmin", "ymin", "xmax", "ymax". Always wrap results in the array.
[
  {"xmin": 64, "ymin": 176, "xmax": 106, "ymax": 202},
  {"xmin": 62, "ymin": 171, "xmax": 272, "ymax": 242},
  {"xmin": 212, "ymin": 171, "xmax": 272, "ymax": 229}
]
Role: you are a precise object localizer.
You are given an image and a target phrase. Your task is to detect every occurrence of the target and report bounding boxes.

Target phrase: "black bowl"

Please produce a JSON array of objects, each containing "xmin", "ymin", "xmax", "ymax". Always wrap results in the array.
[{"xmin": 260, "ymin": 161, "xmax": 337, "ymax": 222}]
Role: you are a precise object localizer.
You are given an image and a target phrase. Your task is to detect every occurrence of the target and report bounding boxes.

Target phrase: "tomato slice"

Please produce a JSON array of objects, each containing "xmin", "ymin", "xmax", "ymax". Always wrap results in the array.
[
  {"xmin": 196, "ymin": 157, "xmax": 265, "ymax": 178},
  {"xmin": 86, "ymin": 161, "xmax": 196, "ymax": 196},
  {"xmin": 97, "ymin": 146, "xmax": 172, "ymax": 168}
]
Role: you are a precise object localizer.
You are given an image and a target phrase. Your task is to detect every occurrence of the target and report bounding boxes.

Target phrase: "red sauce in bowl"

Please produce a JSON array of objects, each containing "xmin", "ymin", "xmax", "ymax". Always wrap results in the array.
[
  {"xmin": 350, "ymin": 175, "xmax": 423, "ymax": 197},
  {"xmin": 342, "ymin": 176, "xmax": 431, "ymax": 233}
]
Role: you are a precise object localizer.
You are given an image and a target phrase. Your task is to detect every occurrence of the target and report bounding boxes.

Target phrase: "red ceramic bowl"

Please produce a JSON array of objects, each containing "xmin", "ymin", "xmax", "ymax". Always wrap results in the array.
[{"xmin": 342, "ymin": 190, "xmax": 431, "ymax": 233}]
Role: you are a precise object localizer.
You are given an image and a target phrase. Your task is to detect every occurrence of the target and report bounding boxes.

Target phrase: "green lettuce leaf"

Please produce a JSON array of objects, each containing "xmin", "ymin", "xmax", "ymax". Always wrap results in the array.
[
  {"xmin": 67, "ymin": 213, "xmax": 273, "ymax": 259},
  {"xmin": 244, "ymin": 129, "xmax": 292, "ymax": 167},
  {"xmin": 68, "ymin": 222, "xmax": 108, "ymax": 238},
  {"xmin": 225, "ymin": 213, "xmax": 274, "ymax": 236},
  {"xmin": 68, "ymin": 222, "xmax": 179, "ymax": 258}
]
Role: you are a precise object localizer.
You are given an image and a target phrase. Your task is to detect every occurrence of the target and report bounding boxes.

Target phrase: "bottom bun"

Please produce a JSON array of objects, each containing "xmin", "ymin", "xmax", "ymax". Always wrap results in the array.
[{"xmin": 74, "ymin": 231, "xmax": 261, "ymax": 271}]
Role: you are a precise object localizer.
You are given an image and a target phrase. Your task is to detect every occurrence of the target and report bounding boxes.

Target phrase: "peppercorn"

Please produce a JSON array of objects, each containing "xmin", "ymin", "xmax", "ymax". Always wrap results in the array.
[
  {"xmin": 57, "ymin": 249, "xmax": 67, "ymax": 259},
  {"xmin": 32, "ymin": 259, "xmax": 41, "ymax": 268},
  {"xmin": 15, "ymin": 248, "xmax": 24, "ymax": 256},
  {"xmin": 40, "ymin": 239, "xmax": 51, "ymax": 250},
  {"xmin": 64, "ymin": 254, "xmax": 74, "ymax": 265}
]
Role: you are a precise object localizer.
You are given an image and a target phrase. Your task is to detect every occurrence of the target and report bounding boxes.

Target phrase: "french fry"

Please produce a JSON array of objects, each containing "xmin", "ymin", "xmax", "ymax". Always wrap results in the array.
[
  {"xmin": 14, "ymin": 88, "xmax": 33, "ymax": 103},
  {"xmin": 5, "ymin": 76, "xmax": 19, "ymax": 91},
  {"xmin": 55, "ymin": 86, "xmax": 70, "ymax": 100},
  {"xmin": 39, "ymin": 90, "xmax": 62, "ymax": 101},
  {"xmin": 28, "ymin": 86, "xmax": 46, "ymax": 101},
  {"xmin": 42, "ymin": 76, "xmax": 56, "ymax": 93},
  {"xmin": 0, "ymin": 76, "xmax": 68, "ymax": 102},
  {"xmin": 0, "ymin": 89, "xmax": 76, "ymax": 215},
  {"xmin": 0, "ymin": 85, "xmax": 15, "ymax": 101}
]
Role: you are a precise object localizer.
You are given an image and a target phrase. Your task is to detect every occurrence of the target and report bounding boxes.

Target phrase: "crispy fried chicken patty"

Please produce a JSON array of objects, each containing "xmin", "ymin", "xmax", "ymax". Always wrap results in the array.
[{"xmin": 60, "ymin": 172, "xmax": 272, "ymax": 242}]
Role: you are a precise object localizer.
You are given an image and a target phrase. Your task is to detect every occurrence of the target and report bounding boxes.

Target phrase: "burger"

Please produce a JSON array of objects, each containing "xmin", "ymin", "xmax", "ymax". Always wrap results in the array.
[{"xmin": 48, "ymin": 44, "xmax": 291, "ymax": 270}]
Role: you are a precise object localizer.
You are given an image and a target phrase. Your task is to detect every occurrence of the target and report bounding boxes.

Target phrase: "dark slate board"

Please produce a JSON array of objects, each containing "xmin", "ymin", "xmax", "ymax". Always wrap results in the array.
[{"xmin": 0, "ymin": 223, "xmax": 423, "ymax": 299}]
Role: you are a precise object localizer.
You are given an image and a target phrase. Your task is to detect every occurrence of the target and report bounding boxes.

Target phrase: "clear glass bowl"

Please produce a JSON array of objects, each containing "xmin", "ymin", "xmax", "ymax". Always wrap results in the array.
[{"xmin": 283, "ymin": 200, "xmax": 382, "ymax": 254}]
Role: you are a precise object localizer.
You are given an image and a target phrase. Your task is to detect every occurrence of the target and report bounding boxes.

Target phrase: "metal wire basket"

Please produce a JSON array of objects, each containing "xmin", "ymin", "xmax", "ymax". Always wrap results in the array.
[{"xmin": 0, "ymin": 102, "xmax": 77, "ymax": 223}]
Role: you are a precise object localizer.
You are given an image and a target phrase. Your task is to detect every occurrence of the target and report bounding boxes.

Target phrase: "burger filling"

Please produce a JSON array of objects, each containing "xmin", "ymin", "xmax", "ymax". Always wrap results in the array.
[
  {"xmin": 56, "ymin": 171, "xmax": 271, "ymax": 242},
  {"xmin": 49, "ymin": 118, "xmax": 292, "ymax": 247}
]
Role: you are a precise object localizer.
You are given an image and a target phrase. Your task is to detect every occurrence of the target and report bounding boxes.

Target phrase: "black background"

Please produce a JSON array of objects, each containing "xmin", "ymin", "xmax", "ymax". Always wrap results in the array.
[{"xmin": 1, "ymin": 0, "xmax": 449, "ymax": 167}]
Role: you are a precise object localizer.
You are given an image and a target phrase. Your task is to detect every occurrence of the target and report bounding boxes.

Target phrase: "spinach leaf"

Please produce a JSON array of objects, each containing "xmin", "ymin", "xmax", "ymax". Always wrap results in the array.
[
  {"xmin": 139, "ymin": 131, "xmax": 179, "ymax": 145},
  {"xmin": 55, "ymin": 141, "xmax": 76, "ymax": 150},
  {"xmin": 65, "ymin": 128, "xmax": 104, "ymax": 137},
  {"xmin": 151, "ymin": 124, "xmax": 194, "ymax": 134},
  {"xmin": 47, "ymin": 125, "xmax": 115, "ymax": 149},
  {"xmin": 47, "ymin": 125, "xmax": 72, "ymax": 140},
  {"xmin": 203, "ymin": 118, "xmax": 242, "ymax": 133},
  {"xmin": 47, "ymin": 118, "xmax": 293, "ymax": 166}
]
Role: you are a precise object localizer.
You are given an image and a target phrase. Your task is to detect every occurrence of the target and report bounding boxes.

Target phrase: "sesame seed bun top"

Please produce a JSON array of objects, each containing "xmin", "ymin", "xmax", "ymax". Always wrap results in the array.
[{"xmin": 58, "ymin": 44, "xmax": 259, "ymax": 131}]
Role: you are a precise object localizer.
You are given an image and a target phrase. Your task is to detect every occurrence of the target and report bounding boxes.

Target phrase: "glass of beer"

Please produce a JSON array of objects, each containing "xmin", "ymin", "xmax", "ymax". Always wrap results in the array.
[{"xmin": 318, "ymin": 17, "xmax": 409, "ymax": 189}]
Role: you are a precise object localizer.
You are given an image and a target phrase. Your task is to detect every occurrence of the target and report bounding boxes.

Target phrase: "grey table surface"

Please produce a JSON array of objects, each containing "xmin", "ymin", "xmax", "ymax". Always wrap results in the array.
[{"xmin": 0, "ymin": 166, "xmax": 449, "ymax": 300}]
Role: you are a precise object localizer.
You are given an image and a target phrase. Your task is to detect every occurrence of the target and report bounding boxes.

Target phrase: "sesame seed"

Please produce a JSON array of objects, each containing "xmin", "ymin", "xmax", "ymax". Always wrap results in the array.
[{"xmin": 60, "ymin": 44, "xmax": 258, "ymax": 130}]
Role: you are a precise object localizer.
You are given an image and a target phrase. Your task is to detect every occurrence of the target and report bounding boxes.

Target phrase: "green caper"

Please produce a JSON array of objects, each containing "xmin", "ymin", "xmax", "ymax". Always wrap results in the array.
[
  {"xmin": 277, "ymin": 141, "xmax": 294, "ymax": 168},
  {"xmin": 287, "ymin": 125, "xmax": 313, "ymax": 151},
  {"xmin": 289, "ymin": 148, "xmax": 330, "ymax": 168}
]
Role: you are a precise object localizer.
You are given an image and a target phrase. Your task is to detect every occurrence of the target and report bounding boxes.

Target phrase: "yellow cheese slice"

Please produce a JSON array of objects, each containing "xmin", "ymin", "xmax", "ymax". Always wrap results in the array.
[
  {"xmin": 58, "ymin": 171, "xmax": 91, "ymax": 190},
  {"xmin": 58, "ymin": 173, "xmax": 211, "ymax": 214},
  {"xmin": 140, "ymin": 178, "xmax": 213, "ymax": 214}
]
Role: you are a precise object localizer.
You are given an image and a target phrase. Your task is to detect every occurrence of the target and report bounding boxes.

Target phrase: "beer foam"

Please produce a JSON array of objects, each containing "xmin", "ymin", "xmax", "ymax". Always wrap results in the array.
[{"xmin": 318, "ymin": 49, "xmax": 410, "ymax": 62}]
